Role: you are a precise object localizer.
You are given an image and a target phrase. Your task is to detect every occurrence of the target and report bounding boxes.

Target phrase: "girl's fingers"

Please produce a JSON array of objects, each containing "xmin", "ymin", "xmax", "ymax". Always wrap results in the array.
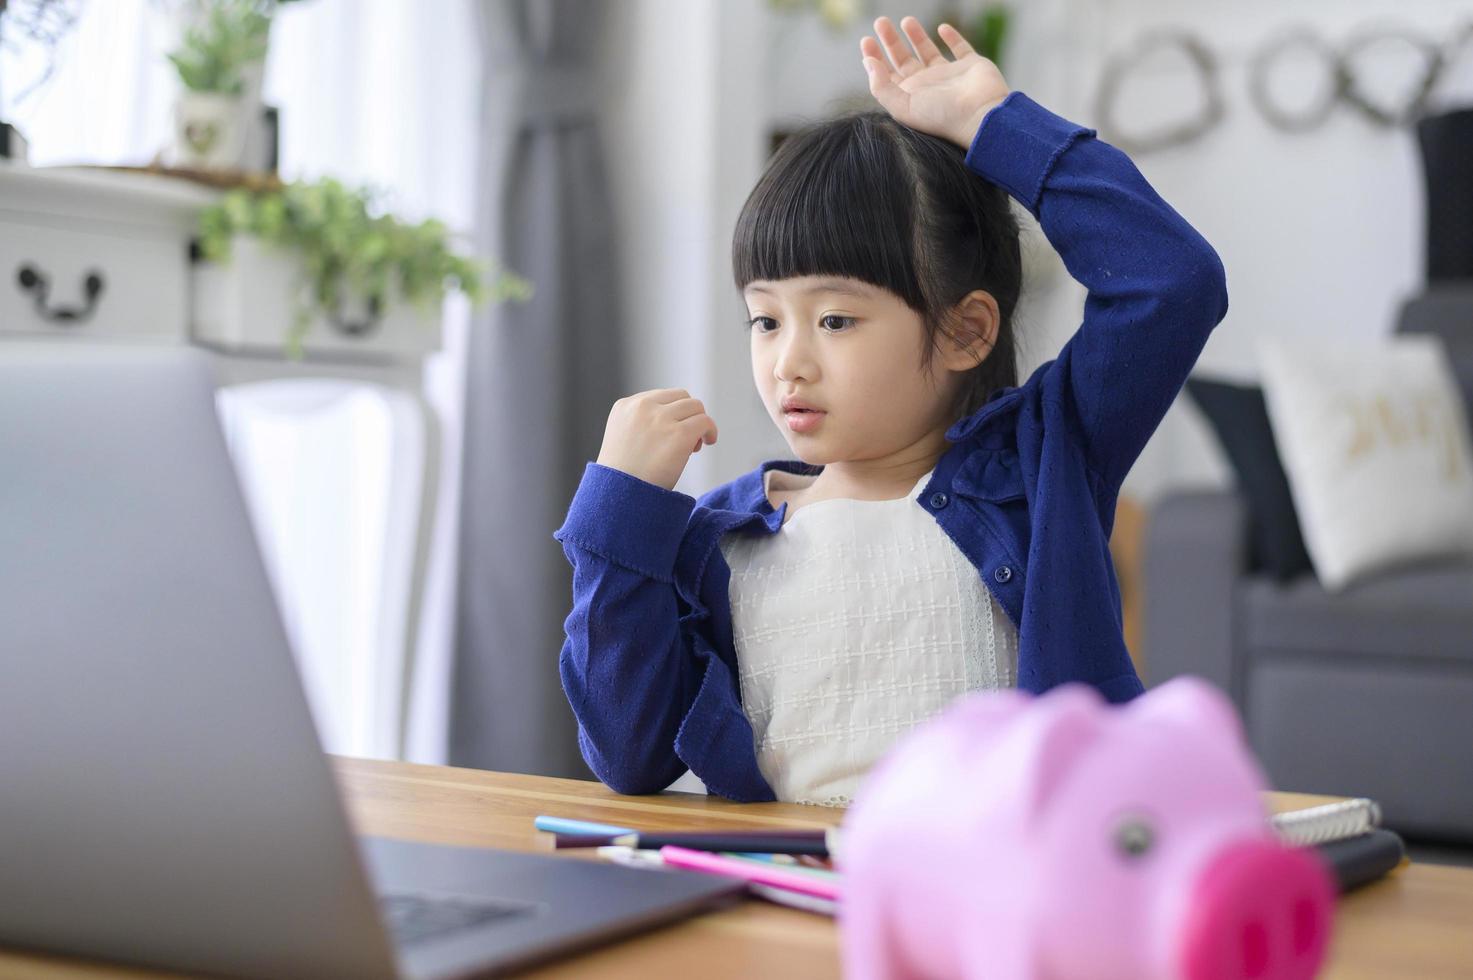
[
  {"xmin": 862, "ymin": 54, "xmax": 909, "ymax": 115},
  {"xmin": 859, "ymin": 36, "xmax": 897, "ymax": 82},
  {"xmin": 666, "ymin": 397, "xmax": 707, "ymax": 421},
  {"xmin": 873, "ymin": 16, "xmax": 921, "ymax": 77},
  {"xmin": 900, "ymin": 15, "xmax": 947, "ymax": 67},
  {"xmin": 937, "ymin": 22, "xmax": 976, "ymax": 59},
  {"xmin": 681, "ymin": 414, "xmax": 718, "ymax": 448}
]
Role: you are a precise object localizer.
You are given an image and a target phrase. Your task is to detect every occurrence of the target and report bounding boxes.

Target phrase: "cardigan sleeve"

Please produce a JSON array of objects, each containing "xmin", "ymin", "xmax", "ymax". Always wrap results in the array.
[
  {"xmin": 552, "ymin": 462, "xmax": 700, "ymax": 794},
  {"xmin": 962, "ymin": 91, "xmax": 1229, "ymax": 493}
]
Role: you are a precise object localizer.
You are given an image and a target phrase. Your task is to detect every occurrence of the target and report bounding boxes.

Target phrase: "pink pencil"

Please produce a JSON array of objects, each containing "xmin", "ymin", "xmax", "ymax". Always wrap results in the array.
[{"xmin": 659, "ymin": 845, "xmax": 842, "ymax": 902}]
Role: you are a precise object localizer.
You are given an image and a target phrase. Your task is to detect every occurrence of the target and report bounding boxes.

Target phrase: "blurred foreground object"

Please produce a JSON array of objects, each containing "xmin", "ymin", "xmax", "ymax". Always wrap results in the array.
[{"xmin": 840, "ymin": 677, "xmax": 1335, "ymax": 980}]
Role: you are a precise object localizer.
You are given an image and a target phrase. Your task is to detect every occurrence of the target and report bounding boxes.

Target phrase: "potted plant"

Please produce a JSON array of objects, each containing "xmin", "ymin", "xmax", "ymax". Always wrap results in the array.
[
  {"xmin": 193, "ymin": 176, "xmax": 533, "ymax": 359},
  {"xmin": 167, "ymin": 0, "xmax": 281, "ymax": 170}
]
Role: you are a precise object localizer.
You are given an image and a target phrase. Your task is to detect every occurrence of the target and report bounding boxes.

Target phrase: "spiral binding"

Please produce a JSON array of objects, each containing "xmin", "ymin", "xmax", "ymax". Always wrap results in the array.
[{"xmin": 1271, "ymin": 798, "xmax": 1383, "ymax": 847}]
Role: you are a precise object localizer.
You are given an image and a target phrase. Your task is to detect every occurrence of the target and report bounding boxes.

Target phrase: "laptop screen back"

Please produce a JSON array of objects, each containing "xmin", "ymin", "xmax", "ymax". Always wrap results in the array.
[{"xmin": 0, "ymin": 346, "xmax": 398, "ymax": 979}]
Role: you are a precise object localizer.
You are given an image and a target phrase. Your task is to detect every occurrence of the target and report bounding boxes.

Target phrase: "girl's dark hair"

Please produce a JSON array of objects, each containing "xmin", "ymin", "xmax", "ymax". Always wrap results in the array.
[{"xmin": 732, "ymin": 110, "xmax": 1022, "ymax": 421}]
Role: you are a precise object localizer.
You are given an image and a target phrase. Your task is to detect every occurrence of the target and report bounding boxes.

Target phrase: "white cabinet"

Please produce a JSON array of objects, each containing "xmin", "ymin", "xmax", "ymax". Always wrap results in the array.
[
  {"xmin": 0, "ymin": 165, "xmax": 207, "ymax": 343},
  {"xmin": 0, "ymin": 163, "xmax": 443, "ymax": 368}
]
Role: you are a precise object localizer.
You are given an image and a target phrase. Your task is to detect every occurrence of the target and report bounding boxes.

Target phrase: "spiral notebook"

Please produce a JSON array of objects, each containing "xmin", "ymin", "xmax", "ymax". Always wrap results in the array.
[
  {"xmin": 1271, "ymin": 798, "xmax": 1406, "ymax": 893},
  {"xmin": 1272, "ymin": 797, "xmax": 1382, "ymax": 846}
]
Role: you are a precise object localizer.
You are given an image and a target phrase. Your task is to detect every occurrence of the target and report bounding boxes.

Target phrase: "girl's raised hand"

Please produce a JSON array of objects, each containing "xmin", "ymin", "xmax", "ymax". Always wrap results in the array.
[
  {"xmin": 860, "ymin": 15, "xmax": 1012, "ymax": 151},
  {"xmin": 595, "ymin": 388, "xmax": 718, "ymax": 492}
]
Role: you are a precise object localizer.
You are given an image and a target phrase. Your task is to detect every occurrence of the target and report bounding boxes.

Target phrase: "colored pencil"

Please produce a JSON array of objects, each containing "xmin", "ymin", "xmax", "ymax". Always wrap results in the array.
[
  {"xmin": 592, "ymin": 847, "xmax": 839, "ymax": 915},
  {"xmin": 534, "ymin": 815, "xmax": 634, "ymax": 836},
  {"xmin": 555, "ymin": 830, "xmax": 835, "ymax": 856},
  {"xmin": 590, "ymin": 846, "xmax": 795, "ymax": 872},
  {"xmin": 658, "ymin": 846, "xmax": 842, "ymax": 901}
]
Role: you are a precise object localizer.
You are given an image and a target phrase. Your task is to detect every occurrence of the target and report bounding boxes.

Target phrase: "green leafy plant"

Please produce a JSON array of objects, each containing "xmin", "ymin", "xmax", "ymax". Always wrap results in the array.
[
  {"xmin": 167, "ymin": 0, "xmax": 274, "ymax": 95},
  {"xmin": 198, "ymin": 177, "xmax": 533, "ymax": 356}
]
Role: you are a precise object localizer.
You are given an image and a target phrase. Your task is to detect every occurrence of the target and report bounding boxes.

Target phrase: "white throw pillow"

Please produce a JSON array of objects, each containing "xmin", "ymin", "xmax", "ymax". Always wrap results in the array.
[{"xmin": 1258, "ymin": 335, "xmax": 1473, "ymax": 591}]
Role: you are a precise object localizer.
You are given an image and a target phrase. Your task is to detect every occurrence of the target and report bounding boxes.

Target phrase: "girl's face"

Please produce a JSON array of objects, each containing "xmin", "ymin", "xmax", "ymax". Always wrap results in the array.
[{"xmin": 743, "ymin": 274, "xmax": 961, "ymax": 465}]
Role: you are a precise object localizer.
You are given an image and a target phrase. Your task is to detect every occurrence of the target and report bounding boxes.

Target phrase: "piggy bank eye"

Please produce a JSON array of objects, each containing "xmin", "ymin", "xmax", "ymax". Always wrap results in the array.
[{"xmin": 1114, "ymin": 818, "xmax": 1155, "ymax": 859}]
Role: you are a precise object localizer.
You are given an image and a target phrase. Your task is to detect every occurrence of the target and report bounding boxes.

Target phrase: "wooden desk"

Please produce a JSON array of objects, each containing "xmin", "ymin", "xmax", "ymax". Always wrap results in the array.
[{"xmin": 5, "ymin": 757, "xmax": 1473, "ymax": 979}]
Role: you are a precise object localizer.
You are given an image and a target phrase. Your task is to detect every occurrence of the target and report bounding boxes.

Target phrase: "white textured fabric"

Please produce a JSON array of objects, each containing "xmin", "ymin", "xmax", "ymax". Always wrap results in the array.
[{"xmin": 718, "ymin": 467, "xmax": 1019, "ymax": 806}]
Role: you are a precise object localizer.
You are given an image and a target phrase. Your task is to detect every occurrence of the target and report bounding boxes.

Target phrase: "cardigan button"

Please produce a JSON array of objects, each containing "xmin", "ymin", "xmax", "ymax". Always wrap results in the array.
[
  {"xmin": 928, "ymin": 491, "xmax": 950, "ymax": 510},
  {"xmin": 994, "ymin": 565, "xmax": 1014, "ymax": 584}
]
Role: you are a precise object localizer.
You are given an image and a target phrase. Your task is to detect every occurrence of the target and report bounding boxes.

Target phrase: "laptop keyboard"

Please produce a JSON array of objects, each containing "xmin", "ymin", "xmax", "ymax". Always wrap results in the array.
[{"xmin": 380, "ymin": 892, "xmax": 535, "ymax": 947}]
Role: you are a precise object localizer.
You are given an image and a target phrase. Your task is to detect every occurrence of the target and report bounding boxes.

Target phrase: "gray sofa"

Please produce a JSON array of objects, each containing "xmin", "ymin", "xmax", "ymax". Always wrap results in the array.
[{"xmin": 1144, "ymin": 285, "xmax": 1473, "ymax": 842}]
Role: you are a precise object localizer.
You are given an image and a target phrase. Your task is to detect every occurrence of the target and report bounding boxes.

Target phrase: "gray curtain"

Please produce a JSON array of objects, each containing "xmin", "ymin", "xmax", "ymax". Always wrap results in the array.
[{"xmin": 450, "ymin": 0, "xmax": 622, "ymax": 777}]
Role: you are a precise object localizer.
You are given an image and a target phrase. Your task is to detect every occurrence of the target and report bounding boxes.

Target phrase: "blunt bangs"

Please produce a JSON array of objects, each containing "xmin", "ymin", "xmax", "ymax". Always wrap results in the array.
[
  {"xmin": 730, "ymin": 109, "xmax": 1023, "ymax": 417},
  {"xmin": 732, "ymin": 112, "xmax": 925, "ymax": 310}
]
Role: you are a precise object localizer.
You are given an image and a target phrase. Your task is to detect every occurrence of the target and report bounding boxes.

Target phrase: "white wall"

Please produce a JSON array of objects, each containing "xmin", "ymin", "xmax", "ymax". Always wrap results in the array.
[
  {"xmin": 601, "ymin": 0, "xmax": 1473, "ymax": 502},
  {"xmin": 1068, "ymin": 0, "xmax": 1473, "ymax": 500}
]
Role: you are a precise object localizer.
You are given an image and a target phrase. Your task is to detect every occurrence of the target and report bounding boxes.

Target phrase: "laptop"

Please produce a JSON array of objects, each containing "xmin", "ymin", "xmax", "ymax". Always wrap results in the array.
[{"xmin": 0, "ymin": 345, "xmax": 743, "ymax": 979}]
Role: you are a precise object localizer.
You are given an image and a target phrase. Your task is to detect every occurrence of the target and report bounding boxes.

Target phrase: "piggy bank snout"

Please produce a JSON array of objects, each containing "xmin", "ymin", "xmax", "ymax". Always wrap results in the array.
[{"xmin": 1177, "ymin": 840, "xmax": 1335, "ymax": 980}]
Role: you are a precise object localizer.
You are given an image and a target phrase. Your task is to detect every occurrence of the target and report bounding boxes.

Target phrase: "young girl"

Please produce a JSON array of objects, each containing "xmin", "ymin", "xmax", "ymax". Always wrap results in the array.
[{"xmin": 554, "ymin": 15, "xmax": 1227, "ymax": 804}]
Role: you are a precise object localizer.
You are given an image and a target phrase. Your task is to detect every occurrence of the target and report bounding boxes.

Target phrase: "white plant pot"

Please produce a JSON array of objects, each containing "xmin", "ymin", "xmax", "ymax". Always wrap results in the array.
[
  {"xmin": 192, "ymin": 235, "xmax": 443, "ymax": 362},
  {"xmin": 174, "ymin": 92, "xmax": 247, "ymax": 170}
]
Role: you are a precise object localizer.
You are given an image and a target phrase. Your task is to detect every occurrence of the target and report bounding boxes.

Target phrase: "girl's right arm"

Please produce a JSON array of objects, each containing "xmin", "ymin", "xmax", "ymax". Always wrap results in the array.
[{"xmin": 553, "ymin": 390, "xmax": 719, "ymax": 795}]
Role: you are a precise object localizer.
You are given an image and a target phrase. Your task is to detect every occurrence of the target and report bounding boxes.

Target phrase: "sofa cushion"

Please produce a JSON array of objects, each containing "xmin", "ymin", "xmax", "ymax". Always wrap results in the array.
[
  {"xmin": 1240, "ymin": 558, "xmax": 1473, "ymax": 664},
  {"xmin": 1186, "ymin": 376, "xmax": 1314, "ymax": 581},
  {"xmin": 1259, "ymin": 334, "xmax": 1473, "ymax": 590},
  {"xmin": 1396, "ymin": 284, "xmax": 1473, "ymax": 416}
]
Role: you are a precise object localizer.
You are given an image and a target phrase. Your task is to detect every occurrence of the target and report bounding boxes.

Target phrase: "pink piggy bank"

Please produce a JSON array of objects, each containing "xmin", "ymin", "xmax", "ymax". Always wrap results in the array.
[{"xmin": 838, "ymin": 677, "xmax": 1334, "ymax": 980}]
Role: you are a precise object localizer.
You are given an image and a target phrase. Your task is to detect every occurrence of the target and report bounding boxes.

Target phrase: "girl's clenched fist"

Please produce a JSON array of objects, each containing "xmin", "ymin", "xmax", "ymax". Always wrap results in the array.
[{"xmin": 596, "ymin": 388, "xmax": 718, "ymax": 491}]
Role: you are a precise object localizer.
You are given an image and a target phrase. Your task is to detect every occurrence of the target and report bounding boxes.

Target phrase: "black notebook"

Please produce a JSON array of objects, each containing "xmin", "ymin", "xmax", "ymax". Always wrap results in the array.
[
  {"xmin": 1316, "ymin": 830, "xmax": 1408, "ymax": 893},
  {"xmin": 1271, "ymin": 798, "xmax": 1406, "ymax": 893}
]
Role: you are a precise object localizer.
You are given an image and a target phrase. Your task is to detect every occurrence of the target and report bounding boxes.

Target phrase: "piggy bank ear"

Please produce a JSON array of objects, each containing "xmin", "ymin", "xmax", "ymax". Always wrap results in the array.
[
  {"xmin": 1127, "ymin": 675, "xmax": 1245, "ymax": 745},
  {"xmin": 1013, "ymin": 685, "xmax": 1106, "ymax": 820}
]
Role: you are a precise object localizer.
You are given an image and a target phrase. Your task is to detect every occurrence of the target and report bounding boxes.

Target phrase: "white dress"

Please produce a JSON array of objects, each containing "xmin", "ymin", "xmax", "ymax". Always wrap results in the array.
[{"xmin": 717, "ymin": 466, "xmax": 1019, "ymax": 806}]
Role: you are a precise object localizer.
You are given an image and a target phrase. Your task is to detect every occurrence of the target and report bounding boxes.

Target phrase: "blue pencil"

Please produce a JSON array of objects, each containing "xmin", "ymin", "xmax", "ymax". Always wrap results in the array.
[{"xmin": 534, "ymin": 815, "xmax": 634, "ymax": 837}]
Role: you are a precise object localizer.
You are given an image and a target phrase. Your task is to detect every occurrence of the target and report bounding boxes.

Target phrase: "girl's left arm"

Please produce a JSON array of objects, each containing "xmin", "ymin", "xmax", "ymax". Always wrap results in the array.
[
  {"xmin": 862, "ymin": 17, "xmax": 1228, "ymax": 494},
  {"xmin": 958, "ymin": 91, "xmax": 1229, "ymax": 493}
]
